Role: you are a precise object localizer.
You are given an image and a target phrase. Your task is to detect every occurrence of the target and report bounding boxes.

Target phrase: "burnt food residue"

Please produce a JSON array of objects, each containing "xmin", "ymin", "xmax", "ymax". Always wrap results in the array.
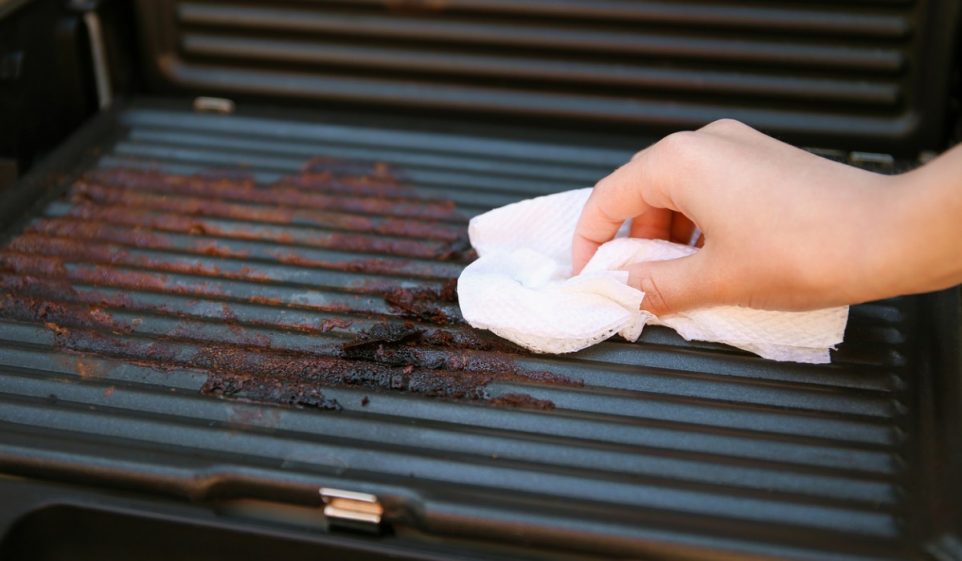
[{"xmin": 0, "ymin": 156, "xmax": 579, "ymax": 412}]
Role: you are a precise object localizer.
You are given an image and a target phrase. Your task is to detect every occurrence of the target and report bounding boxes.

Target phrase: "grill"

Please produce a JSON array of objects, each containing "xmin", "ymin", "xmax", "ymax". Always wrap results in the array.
[
  {"xmin": 134, "ymin": 0, "xmax": 958, "ymax": 152},
  {"xmin": 0, "ymin": 98, "xmax": 959, "ymax": 560}
]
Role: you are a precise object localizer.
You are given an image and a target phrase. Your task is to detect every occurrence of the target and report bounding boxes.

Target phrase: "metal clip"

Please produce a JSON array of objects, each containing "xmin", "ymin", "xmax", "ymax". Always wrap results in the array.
[{"xmin": 320, "ymin": 488, "xmax": 383, "ymax": 533}]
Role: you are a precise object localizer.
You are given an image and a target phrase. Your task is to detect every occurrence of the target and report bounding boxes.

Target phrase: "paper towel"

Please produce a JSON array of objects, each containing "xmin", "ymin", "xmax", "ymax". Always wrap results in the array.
[{"xmin": 457, "ymin": 188, "xmax": 849, "ymax": 363}]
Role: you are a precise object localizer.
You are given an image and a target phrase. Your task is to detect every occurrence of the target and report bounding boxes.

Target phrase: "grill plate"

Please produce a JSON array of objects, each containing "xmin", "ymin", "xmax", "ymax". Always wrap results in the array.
[{"xmin": 0, "ymin": 98, "xmax": 959, "ymax": 561}]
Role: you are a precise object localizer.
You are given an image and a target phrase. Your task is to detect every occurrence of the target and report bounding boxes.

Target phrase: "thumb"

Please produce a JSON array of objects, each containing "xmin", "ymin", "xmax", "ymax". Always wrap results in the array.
[{"xmin": 624, "ymin": 254, "xmax": 711, "ymax": 316}]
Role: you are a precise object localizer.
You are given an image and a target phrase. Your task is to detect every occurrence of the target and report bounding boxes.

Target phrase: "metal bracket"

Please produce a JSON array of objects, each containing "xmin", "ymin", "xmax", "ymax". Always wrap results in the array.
[{"xmin": 320, "ymin": 487, "xmax": 383, "ymax": 533}]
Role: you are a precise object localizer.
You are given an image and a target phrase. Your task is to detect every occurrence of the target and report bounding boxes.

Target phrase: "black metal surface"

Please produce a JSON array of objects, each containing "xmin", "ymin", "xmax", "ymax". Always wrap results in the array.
[
  {"xmin": 132, "ymin": 0, "xmax": 958, "ymax": 154},
  {"xmin": 0, "ymin": 0, "xmax": 99, "ymax": 174},
  {"xmin": 0, "ymin": 98, "xmax": 959, "ymax": 560},
  {"xmin": 0, "ymin": 478, "xmax": 512, "ymax": 561}
]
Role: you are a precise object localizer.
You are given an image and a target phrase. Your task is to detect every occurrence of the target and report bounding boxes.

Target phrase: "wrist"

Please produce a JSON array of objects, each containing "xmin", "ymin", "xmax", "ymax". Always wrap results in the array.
[
  {"xmin": 860, "ymin": 176, "xmax": 915, "ymax": 301},
  {"xmin": 862, "ymin": 164, "xmax": 962, "ymax": 301},
  {"xmin": 821, "ymin": 175, "xmax": 898, "ymax": 305}
]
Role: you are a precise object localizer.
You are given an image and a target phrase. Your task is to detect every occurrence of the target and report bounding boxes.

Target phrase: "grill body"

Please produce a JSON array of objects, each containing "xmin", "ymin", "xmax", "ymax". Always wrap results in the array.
[{"xmin": 0, "ymin": 99, "xmax": 959, "ymax": 560}]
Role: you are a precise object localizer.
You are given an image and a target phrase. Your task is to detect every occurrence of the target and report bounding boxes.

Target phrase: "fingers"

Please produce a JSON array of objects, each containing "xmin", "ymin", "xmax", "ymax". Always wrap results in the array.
[
  {"xmin": 630, "ymin": 211, "xmax": 698, "ymax": 245},
  {"xmin": 572, "ymin": 160, "xmax": 660, "ymax": 273},
  {"xmin": 628, "ymin": 208, "xmax": 672, "ymax": 240},
  {"xmin": 571, "ymin": 212, "xmax": 622, "ymax": 275},
  {"xmin": 625, "ymin": 252, "xmax": 714, "ymax": 316},
  {"xmin": 573, "ymin": 121, "xmax": 757, "ymax": 273},
  {"xmin": 670, "ymin": 214, "xmax": 698, "ymax": 245}
]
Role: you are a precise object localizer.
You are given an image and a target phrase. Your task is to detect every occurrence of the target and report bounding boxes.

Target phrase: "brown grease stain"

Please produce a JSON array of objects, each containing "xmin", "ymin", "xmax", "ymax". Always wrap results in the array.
[{"xmin": 0, "ymin": 158, "xmax": 572, "ymax": 412}]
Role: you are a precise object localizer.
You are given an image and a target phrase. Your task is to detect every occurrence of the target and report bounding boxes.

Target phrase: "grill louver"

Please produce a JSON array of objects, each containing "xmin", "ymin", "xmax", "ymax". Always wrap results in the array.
[{"xmin": 134, "ymin": 0, "xmax": 955, "ymax": 151}]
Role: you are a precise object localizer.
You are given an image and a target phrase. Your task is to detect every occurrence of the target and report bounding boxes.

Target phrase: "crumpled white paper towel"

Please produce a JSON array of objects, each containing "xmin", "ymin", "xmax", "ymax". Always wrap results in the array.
[{"xmin": 457, "ymin": 188, "xmax": 848, "ymax": 363}]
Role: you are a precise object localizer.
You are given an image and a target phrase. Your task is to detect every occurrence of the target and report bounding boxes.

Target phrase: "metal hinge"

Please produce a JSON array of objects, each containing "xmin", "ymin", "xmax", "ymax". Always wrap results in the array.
[{"xmin": 320, "ymin": 488, "xmax": 383, "ymax": 533}]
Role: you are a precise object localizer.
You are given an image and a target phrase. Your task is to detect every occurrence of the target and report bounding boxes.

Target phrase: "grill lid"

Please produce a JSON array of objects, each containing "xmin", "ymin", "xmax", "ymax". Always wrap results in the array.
[{"xmin": 0, "ymin": 99, "xmax": 959, "ymax": 560}]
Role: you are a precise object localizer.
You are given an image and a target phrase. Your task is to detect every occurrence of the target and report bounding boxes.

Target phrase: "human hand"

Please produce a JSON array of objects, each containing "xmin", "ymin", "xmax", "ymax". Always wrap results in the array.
[{"xmin": 572, "ymin": 119, "xmax": 901, "ymax": 316}]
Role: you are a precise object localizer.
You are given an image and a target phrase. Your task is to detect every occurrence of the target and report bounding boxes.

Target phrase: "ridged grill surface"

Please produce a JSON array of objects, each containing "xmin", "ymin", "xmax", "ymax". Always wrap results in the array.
[
  {"xmin": 132, "ymin": 0, "xmax": 950, "ymax": 150},
  {"xmin": 0, "ymin": 103, "xmax": 926, "ymax": 560}
]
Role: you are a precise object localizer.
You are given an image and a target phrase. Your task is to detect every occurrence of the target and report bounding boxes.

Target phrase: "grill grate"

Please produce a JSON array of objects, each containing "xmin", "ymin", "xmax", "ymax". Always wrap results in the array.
[{"xmin": 0, "ymin": 101, "xmax": 936, "ymax": 560}]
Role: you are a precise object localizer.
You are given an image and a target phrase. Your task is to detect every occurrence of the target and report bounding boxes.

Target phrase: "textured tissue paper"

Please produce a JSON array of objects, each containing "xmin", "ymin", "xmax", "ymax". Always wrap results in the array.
[{"xmin": 457, "ymin": 188, "xmax": 849, "ymax": 363}]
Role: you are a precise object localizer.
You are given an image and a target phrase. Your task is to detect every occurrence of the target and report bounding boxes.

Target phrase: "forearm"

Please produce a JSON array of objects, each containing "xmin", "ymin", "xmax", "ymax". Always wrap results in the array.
[{"xmin": 870, "ymin": 145, "xmax": 962, "ymax": 300}]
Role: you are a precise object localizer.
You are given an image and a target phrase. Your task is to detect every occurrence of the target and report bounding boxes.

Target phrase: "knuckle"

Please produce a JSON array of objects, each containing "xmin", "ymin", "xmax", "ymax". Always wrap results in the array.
[
  {"xmin": 594, "ymin": 172, "xmax": 614, "ymax": 189},
  {"xmin": 591, "ymin": 175, "xmax": 615, "ymax": 199},
  {"xmin": 701, "ymin": 118, "xmax": 745, "ymax": 133},
  {"xmin": 655, "ymin": 131, "xmax": 701, "ymax": 162},
  {"xmin": 638, "ymin": 273, "xmax": 672, "ymax": 316}
]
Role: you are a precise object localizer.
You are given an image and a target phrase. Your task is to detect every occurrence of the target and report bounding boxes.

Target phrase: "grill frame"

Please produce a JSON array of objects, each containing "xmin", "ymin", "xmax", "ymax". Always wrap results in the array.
[{"xmin": 0, "ymin": 97, "xmax": 959, "ymax": 561}]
